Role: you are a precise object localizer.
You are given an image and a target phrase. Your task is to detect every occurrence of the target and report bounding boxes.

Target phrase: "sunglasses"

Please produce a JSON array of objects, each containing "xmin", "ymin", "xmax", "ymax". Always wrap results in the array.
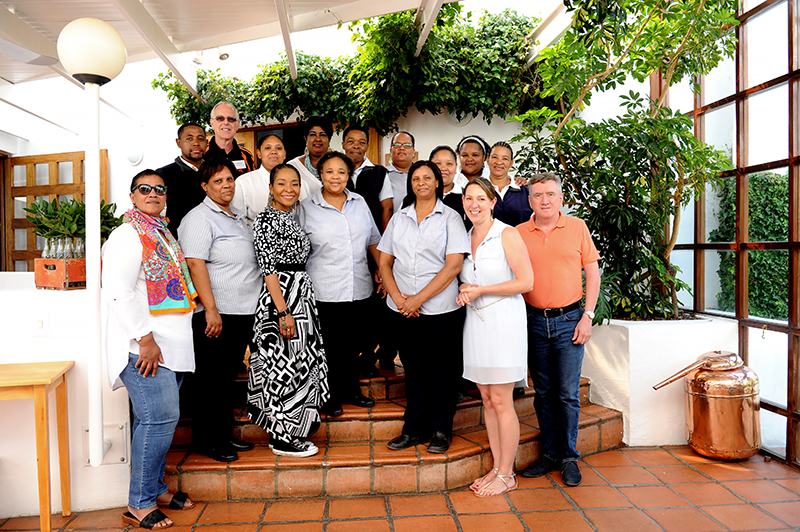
[
  {"xmin": 214, "ymin": 115, "xmax": 238, "ymax": 123},
  {"xmin": 131, "ymin": 183, "xmax": 167, "ymax": 196}
]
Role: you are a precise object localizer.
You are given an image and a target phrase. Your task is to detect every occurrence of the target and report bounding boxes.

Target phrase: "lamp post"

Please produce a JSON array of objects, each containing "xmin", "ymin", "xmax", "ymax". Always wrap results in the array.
[{"xmin": 57, "ymin": 18, "xmax": 126, "ymax": 468}]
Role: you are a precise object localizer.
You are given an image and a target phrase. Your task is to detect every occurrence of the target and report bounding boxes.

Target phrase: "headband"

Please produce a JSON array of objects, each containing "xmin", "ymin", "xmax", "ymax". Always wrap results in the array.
[{"xmin": 458, "ymin": 136, "xmax": 487, "ymax": 154}]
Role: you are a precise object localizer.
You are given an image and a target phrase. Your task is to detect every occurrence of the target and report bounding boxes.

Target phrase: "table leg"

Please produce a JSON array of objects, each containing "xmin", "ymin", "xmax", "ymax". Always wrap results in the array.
[
  {"xmin": 33, "ymin": 384, "xmax": 51, "ymax": 532},
  {"xmin": 55, "ymin": 376, "xmax": 71, "ymax": 516}
]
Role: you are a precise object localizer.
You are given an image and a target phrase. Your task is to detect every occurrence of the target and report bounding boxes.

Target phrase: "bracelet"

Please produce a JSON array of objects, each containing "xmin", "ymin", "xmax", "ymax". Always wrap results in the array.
[{"xmin": 277, "ymin": 308, "xmax": 291, "ymax": 318}]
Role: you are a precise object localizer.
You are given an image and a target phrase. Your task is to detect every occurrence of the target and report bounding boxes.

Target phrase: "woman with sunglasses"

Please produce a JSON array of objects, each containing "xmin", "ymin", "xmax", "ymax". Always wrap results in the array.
[
  {"xmin": 103, "ymin": 170, "xmax": 198, "ymax": 529},
  {"xmin": 179, "ymin": 158, "xmax": 263, "ymax": 463},
  {"xmin": 287, "ymin": 115, "xmax": 330, "ymax": 195}
]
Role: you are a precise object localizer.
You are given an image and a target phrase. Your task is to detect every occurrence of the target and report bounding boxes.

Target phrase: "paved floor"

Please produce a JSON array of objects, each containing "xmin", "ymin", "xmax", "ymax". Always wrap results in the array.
[{"xmin": 3, "ymin": 446, "xmax": 800, "ymax": 532}]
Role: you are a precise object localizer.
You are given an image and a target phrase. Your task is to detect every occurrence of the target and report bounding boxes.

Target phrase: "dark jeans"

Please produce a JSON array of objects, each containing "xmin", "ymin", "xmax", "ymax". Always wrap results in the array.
[
  {"xmin": 526, "ymin": 304, "xmax": 585, "ymax": 463},
  {"xmin": 317, "ymin": 299, "xmax": 371, "ymax": 404},
  {"xmin": 190, "ymin": 311, "xmax": 255, "ymax": 448},
  {"xmin": 396, "ymin": 307, "xmax": 465, "ymax": 437}
]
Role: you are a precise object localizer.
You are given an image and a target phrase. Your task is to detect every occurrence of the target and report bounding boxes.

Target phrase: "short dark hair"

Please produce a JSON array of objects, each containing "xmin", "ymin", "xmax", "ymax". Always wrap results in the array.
[
  {"xmin": 177, "ymin": 123, "xmax": 204, "ymax": 139},
  {"xmin": 130, "ymin": 169, "xmax": 163, "ymax": 191},
  {"xmin": 269, "ymin": 163, "xmax": 301, "ymax": 185},
  {"xmin": 199, "ymin": 157, "xmax": 238, "ymax": 184},
  {"xmin": 390, "ymin": 131, "xmax": 415, "ymax": 147},
  {"xmin": 301, "ymin": 115, "xmax": 333, "ymax": 139},
  {"xmin": 343, "ymin": 125, "xmax": 370, "ymax": 143},
  {"xmin": 464, "ymin": 177, "xmax": 496, "ymax": 201},
  {"xmin": 457, "ymin": 135, "xmax": 489, "ymax": 156},
  {"xmin": 257, "ymin": 133, "xmax": 285, "ymax": 151},
  {"xmin": 316, "ymin": 151, "xmax": 355, "ymax": 178},
  {"xmin": 402, "ymin": 160, "xmax": 444, "ymax": 208},
  {"xmin": 429, "ymin": 145, "xmax": 457, "ymax": 161},
  {"xmin": 490, "ymin": 141, "xmax": 514, "ymax": 159}
]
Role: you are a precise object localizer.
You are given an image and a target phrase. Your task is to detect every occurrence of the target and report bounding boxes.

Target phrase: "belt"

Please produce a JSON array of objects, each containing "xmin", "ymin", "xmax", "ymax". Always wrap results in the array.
[
  {"xmin": 276, "ymin": 263, "xmax": 305, "ymax": 272},
  {"xmin": 529, "ymin": 301, "xmax": 581, "ymax": 318}
]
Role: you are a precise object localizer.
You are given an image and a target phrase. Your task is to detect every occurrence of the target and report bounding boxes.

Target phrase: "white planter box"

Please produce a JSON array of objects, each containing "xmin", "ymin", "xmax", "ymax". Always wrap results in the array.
[{"xmin": 583, "ymin": 316, "xmax": 738, "ymax": 446}]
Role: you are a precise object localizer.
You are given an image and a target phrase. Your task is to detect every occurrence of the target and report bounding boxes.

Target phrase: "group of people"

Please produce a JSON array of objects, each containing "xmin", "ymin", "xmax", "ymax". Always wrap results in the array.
[{"xmin": 101, "ymin": 100, "xmax": 600, "ymax": 529}]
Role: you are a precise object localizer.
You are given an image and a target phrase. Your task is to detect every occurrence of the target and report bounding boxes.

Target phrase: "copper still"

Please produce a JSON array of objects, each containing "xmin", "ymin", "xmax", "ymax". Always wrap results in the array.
[{"xmin": 654, "ymin": 350, "xmax": 760, "ymax": 460}]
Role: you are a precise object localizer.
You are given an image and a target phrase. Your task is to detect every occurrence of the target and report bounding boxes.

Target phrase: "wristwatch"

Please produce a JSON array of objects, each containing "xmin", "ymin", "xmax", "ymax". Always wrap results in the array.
[{"xmin": 585, "ymin": 310, "xmax": 595, "ymax": 320}]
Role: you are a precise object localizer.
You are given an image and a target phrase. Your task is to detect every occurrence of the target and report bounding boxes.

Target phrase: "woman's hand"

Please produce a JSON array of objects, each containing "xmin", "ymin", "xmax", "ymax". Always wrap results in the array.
[
  {"xmin": 280, "ymin": 314, "xmax": 295, "ymax": 339},
  {"xmin": 457, "ymin": 284, "xmax": 481, "ymax": 306},
  {"xmin": 204, "ymin": 309, "xmax": 223, "ymax": 337},
  {"xmin": 135, "ymin": 333, "xmax": 164, "ymax": 377},
  {"xmin": 397, "ymin": 294, "xmax": 422, "ymax": 318}
]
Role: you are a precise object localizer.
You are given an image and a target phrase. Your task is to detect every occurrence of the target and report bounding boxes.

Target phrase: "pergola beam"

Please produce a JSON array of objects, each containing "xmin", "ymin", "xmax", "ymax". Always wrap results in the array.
[
  {"xmin": 110, "ymin": 0, "xmax": 199, "ymax": 98},
  {"xmin": 274, "ymin": 0, "xmax": 298, "ymax": 80},
  {"xmin": 414, "ymin": 0, "xmax": 445, "ymax": 57},
  {"xmin": 527, "ymin": 1, "xmax": 569, "ymax": 67},
  {"xmin": 0, "ymin": 7, "xmax": 59, "ymax": 65}
]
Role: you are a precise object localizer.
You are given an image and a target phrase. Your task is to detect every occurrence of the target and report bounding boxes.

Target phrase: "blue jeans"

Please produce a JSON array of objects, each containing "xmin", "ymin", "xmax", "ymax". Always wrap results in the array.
[
  {"xmin": 119, "ymin": 353, "xmax": 184, "ymax": 510},
  {"xmin": 526, "ymin": 305, "xmax": 584, "ymax": 464}
]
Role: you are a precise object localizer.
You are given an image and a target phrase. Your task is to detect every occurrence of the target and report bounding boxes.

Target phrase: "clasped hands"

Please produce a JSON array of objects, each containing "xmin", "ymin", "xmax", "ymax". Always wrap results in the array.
[{"xmin": 457, "ymin": 283, "xmax": 482, "ymax": 307}]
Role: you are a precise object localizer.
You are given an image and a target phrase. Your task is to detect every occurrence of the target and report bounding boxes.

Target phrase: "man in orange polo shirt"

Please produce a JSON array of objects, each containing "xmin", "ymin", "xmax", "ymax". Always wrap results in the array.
[{"xmin": 517, "ymin": 172, "xmax": 600, "ymax": 486}]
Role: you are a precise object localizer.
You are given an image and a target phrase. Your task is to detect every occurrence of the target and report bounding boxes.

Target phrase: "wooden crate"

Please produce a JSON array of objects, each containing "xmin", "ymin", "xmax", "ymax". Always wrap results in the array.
[{"xmin": 34, "ymin": 258, "xmax": 86, "ymax": 290}]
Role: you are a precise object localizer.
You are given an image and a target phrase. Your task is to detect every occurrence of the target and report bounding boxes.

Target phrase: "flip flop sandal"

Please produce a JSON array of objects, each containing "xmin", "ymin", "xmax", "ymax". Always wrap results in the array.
[
  {"xmin": 121, "ymin": 508, "xmax": 173, "ymax": 529},
  {"xmin": 469, "ymin": 468, "xmax": 498, "ymax": 492},
  {"xmin": 474, "ymin": 473, "xmax": 517, "ymax": 498},
  {"xmin": 157, "ymin": 491, "xmax": 192, "ymax": 510}
]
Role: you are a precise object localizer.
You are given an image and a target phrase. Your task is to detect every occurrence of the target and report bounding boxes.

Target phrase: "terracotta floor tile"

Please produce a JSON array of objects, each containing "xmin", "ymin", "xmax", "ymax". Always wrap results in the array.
[
  {"xmin": 227, "ymin": 446, "xmax": 278, "ymax": 470},
  {"xmin": 594, "ymin": 466, "xmax": 661, "ymax": 486},
  {"xmin": 277, "ymin": 468, "xmax": 324, "ymax": 498},
  {"xmin": 645, "ymin": 466, "xmax": 709, "ymax": 484},
  {"xmin": 324, "ymin": 443, "xmax": 372, "ymax": 467},
  {"xmin": 327, "ymin": 465, "xmax": 372, "ymax": 496},
  {"xmin": 163, "ymin": 504, "xmax": 204, "ymax": 526},
  {"xmin": 671, "ymin": 483, "xmax": 743, "ymax": 506},
  {"xmin": 582, "ymin": 449, "xmax": 636, "ymax": 467},
  {"xmin": 566, "ymin": 466, "xmax": 609, "ymax": 486},
  {"xmin": 564, "ymin": 486, "xmax": 634, "ymax": 509},
  {"xmin": 374, "ymin": 464, "xmax": 418, "ymax": 493},
  {"xmin": 65, "ymin": 507, "xmax": 126, "ymax": 528},
  {"xmin": 180, "ymin": 451, "xmax": 229, "ymax": 472},
  {"xmin": 694, "ymin": 462, "xmax": 763, "ymax": 482},
  {"xmin": 643, "ymin": 507, "xmax": 725, "ymax": 532},
  {"xmin": 260, "ymin": 524, "xmax": 323, "ymax": 532},
  {"xmin": 776, "ymin": 478, "xmax": 800, "ymax": 495},
  {"xmin": 328, "ymin": 497, "xmax": 387, "ymax": 519},
  {"xmin": 187, "ymin": 525, "xmax": 258, "ymax": 532},
  {"xmin": 582, "ymin": 508, "xmax": 663, "ymax": 532},
  {"xmin": 181, "ymin": 472, "xmax": 229, "ymax": 500},
  {"xmin": 390, "ymin": 494, "xmax": 450, "ymax": 516},
  {"xmin": 262, "ymin": 499, "xmax": 325, "ymax": 522},
  {"xmin": 458, "ymin": 513, "xmax": 527, "ymax": 532},
  {"xmin": 759, "ymin": 501, "xmax": 800, "ymax": 527},
  {"xmin": 448, "ymin": 489, "xmax": 512, "ymax": 514},
  {"xmin": 230, "ymin": 469, "xmax": 276, "ymax": 499},
  {"xmin": 723, "ymin": 479, "xmax": 800, "ymax": 503},
  {"xmin": 741, "ymin": 457, "xmax": 800, "ymax": 479},
  {"xmin": 372, "ymin": 443, "xmax": 420, "ymax": 465},
  {"xmin": 198, "ymin": 501, "xmax": 265, "ymax": 523},
  {"xmin": 622, "ymin": 448, "xmax": 684, "ymax": 467},
  {"xmin": 702, "ymin": 504, "xmax": 789, "ymax": 531},
  {"xmin": 516, "ymin": 475, "xmax": 555, "ymax": 489},
  {"xmin": 665, "ymin": 446, "xmax": 721, "ymax": 465},
  {"xmin": 326, "ymin": 519, "xmax": 390, "ymax": 532},
  {"xmin": 508, "ymin": 488, "xmax": 573, "ymax": 511},
  {"xmin": 0, "ymin": 513, "xmax": 74, "ymax": 530},
  {"xmin": 619, "ymin": 485, "xmax": 692, "ymax": 508},
  {"xmin": 392, "ymin": 515, "xmax": 459, "ymax": 532},
  {"xmin": 521, "ymin": 511, "xmax": 594, "ymax": 532}
]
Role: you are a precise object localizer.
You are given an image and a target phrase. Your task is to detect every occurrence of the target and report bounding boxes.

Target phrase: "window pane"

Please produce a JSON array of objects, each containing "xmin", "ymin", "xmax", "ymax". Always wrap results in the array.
[
  {"xmin": 748, "ymin": 327, "xmax": 787, "ymax": 408},
  {"xmin": 669, "ymin": 78, "xmax": 696, "ymax": 115},
  {"xmin": 743, "ymin": 0, "xmax": 771, "ymax": 12},
  {"xmin": 13, "ymin": 165, "xmax": 25, "ymax": 186},
  {"xmin": 671, "ymin": 249, "xmax": 694, "ymax": 310},
  {"xmin": 748, "ymin": 169, "xmax": 788, "ymax": 242},
  {"xmin": 746, "ymin": 83, "xmax": 788, "ymax": 166},
  {"xmin": 674, "ymin": 202, "xmax": 695, "ymax": 245},
  {"xmin": 35, "ymin": 163, "xmax": 49, "ymax": 186},
  {"xmin": 706, "ymin": 176, "xmax": 735, "ymax": 242},
  {"xmin": 749, "ymin": 249, "xmax": 789, "ymax": 322},
  {"xmin": 14, "ymin": 261, "xmax": 28, "ymax": 272},
  {"xmin": 703, "ymin": 103, "xmax": 736, "ymax": 165},
  {"xmin": 705, "ymin": 249, "xmax": 735, "ymax": 315},
  {"xmin": 13, "ymin": 197, "xmax": 27, "ymax": 218},
  {"xmin": 14, "ymin": 229, "xmax": 27, "ymax": 251},
  {"xmin": 745, "ymin": 2, "xmax": 788, "ymax": 89},
  {"xmin": 703, "ymin": 55, "xmax": 735, "ymax": 105},
  {"xmin": 761, "ymin": 408, "xmax": 787, "ymax": 459},
  {"xmin": 59, "ymin": 161, "xmax": 74, "ymax": 184}
]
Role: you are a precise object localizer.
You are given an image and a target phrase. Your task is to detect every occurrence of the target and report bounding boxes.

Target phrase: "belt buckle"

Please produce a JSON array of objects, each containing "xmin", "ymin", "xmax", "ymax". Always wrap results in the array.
[{"xmin": 543, "ymin": 307, "xmax": 561, "ymax": 318}]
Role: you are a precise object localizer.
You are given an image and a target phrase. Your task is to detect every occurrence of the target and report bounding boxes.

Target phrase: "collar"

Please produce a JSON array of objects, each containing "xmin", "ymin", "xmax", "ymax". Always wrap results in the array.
[
  {"xmin": 387, "ymin": 163, "xmax": 409, "ymax": 174},
  {"xmin": 401, "ymin": 198, "xmax": 444, "ymax": 220},
  {"xmin": 309, "ymin": 188, "xmax": 354, "ymax": 208},
  {"xmin": 178, "ymin": 156, "xmax": 200, "ymax": 171},
  {"xmin": 444, "ymin": 181, "xmax": 463, "ymax": 196},
  {"xmin": 357, "ymin": 158, "xmax": 375, "ymax": 170},
  {"xmin": 527, "ymin": 211, "xmax": 565, "ymax": 231},
  {"xmin": 492, "ymin": 178, "xmax": 520, "ymax": 192},
  {"xmin": 207, "ymin": 136, "xmax": 241, "ymax": 156},
  {"xmin": 202, "ymin": 195, "xmax": 243, "ymax": 220}
]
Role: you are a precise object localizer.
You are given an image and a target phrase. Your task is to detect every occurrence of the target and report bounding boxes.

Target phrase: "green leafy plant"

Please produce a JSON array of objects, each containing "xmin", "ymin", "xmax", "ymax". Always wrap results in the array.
[
  {"xmin": 512, "ymin": 0, "xmax": 738, "ymax": 321},
  {"xmin": 24, "ymin": 198, "xmax": 122, "ymax": 242}
]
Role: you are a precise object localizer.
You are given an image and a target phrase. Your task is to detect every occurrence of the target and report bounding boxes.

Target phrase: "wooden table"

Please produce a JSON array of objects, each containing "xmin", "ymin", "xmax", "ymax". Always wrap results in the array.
[{"xmin": 0, "ymin": 361, "xmax": 74, "ymax": 532}]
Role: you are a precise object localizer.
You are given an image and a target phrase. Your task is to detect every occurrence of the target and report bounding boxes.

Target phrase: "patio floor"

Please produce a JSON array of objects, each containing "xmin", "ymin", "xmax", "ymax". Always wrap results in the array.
[{"xmin": 3, "ymin": 446, "xmax": 800, "ymax": 532}]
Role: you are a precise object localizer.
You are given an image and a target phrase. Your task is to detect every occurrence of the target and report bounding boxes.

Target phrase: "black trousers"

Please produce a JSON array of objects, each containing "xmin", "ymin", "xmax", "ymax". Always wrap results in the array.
[
  {"xmin": 317, "ymin": 299, "xmax": 372, "ymax": 404},
  {"xmin": 396, "ymin": 307, "xmax": 465, "ymax": 437},
  {"xmin": 189, "ymin": 311, "xmax": 255, "ymax": 448},
  {"xmin": 359, "ymin": 292, "xmax": 399, "ymax": 369}
]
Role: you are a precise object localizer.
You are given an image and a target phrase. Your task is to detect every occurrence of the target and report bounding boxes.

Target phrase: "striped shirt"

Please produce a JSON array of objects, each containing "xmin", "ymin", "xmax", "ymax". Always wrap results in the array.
[
  {"xmin": 178, "ymin": 196, "xmax": 261, "ymax": 314},
  {"xmin": 298, "ymin": 189, "xmax": 381, "ymax": 303}
]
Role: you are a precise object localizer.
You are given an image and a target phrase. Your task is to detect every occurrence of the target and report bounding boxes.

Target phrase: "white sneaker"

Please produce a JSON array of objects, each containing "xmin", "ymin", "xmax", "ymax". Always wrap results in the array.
[{"xmin": 271, "ymin": 439, "xmax": 318, "ymax": 457}]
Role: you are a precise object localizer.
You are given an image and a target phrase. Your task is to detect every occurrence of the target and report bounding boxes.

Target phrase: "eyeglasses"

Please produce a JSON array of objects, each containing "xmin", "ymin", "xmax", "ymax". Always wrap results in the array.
[
  {"xmin": 531, "ymin": 192, "xmax": 559, "ymax": 200},
  {"xmin": 213, "ymin": 115, "xmax": 238, "ymax": 123},
  {"xmin": 392, "ymin": 142, "xmax": 413, "ymax": 149},
  {"xmin": 131, "ymin": 184, "xmax": 167, "ymax": 196}
]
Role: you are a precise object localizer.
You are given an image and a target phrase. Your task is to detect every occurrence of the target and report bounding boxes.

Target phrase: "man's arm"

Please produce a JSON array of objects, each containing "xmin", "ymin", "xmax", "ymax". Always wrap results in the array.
[
  {"xmin": 380, "ymin": 198, "xmax": 393, "ymax": 231},
  {"xmin": 573, "ymin": 260, "xmax": 600, "ymax": 345}
]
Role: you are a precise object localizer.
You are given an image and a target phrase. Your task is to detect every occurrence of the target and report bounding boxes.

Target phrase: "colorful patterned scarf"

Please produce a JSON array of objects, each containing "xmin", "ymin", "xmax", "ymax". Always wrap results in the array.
[{"xmin": 123, "ymin": 208, "xmax": 198, "ymax": 314}]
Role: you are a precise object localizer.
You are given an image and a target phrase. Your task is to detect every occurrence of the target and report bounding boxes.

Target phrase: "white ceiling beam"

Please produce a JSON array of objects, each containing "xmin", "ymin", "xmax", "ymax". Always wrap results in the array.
[
  {"xmin": 274, "ymin": 0, "xmax": 297, "ymax": 80},
  {"xmin": 527, "ymin": 1, "xmax": 570, "ymax": 67},
  {"xmin": 110, "ymin": 0, "xmax": 199, "ymax": 98},
  {"xmin": 0, "ymin": 7, "xmax": 59, "ymax": 66},
  {"xmin": 414, "ymin": 0, "xmax": 445, "ymax": 57}
]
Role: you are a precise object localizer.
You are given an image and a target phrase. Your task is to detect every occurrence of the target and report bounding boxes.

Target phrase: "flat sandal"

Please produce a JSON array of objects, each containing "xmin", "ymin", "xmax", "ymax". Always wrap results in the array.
[
  {"xmin": 474, "ymin": 473, "xmax": 517, "ymax": 498},
  {"xmin": 469, "ymin": 468, "xmax": 498, "ymax": 492}
]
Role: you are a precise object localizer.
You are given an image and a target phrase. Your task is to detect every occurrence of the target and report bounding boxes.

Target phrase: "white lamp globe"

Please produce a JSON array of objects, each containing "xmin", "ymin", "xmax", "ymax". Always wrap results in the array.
[{"xmin": 57, "ymin": 18, "xmax": 127, "ymax": 85}]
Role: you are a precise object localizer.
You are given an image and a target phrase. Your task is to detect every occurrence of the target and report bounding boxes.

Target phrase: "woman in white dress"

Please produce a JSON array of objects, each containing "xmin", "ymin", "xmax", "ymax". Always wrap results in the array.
[{"xmin": 457, "ymin": 177, "xmax": 533, "ymax": 497}]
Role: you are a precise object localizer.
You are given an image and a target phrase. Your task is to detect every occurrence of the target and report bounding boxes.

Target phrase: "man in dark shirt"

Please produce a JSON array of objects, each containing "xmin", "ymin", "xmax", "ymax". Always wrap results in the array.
[
  {"xmin": 205, "ymin": 100, "xmax": 255, "ymax": 177},
  {"xmin": 343, "ymin": 125, "xmax": 393, "ymax": 232},
  {"xmin": 156, "ymin": 123, "xmax": 207, "ymax": 237}
]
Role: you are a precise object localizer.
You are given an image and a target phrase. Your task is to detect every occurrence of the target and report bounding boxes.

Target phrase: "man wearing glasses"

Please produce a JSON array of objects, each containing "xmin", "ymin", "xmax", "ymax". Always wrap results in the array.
[
  {"xmin": 386, "ymin": 131, "xmax": 415, "ymax": 214},
  {"xmin": 205, "ymin": 101, "xmax": 255, "ymax": 177},
  {"xmin": 517, "ymin": 172, "xmax": 600, "ymax": 488}
]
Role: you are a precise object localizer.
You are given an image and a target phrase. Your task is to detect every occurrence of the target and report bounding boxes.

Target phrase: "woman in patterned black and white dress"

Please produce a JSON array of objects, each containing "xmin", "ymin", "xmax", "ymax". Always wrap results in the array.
[{"xmin": 247, "ymin": 163, "xmax": 330, "ymax": 457}]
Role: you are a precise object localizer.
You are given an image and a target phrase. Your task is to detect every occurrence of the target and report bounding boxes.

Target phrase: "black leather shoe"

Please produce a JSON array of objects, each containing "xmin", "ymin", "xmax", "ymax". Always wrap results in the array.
[
  {"xmin": 426, "ymin": 431, "xmax": 452, "ymax": 454},
  {"xmin": 387, "ymin": 433, "xmax": 424, "ymax": 450},
  {"xmin": 342, "ymin": 393, "xmax": 375, "ymax": 408},
  {"xmin": 321, "ymin": 401, "xmax": 344, "ymax": 417},
  {"xmin": 197, "ymin": 446, "xmax": 238, "ymax": 463},
  {"xmin": 229, "ymin": 438, "xmax": 254, "ymax": 452},
  {"xmin": 521, "ymin": 455, "xmax": 559, "ymax": 478},
  {"xmin": 513, "ymin": 387, "xmax": 526, "ymax": 398},
  {"xmin": 561, "ymin": 461, "xmax": 582, "ymax": 486}
]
